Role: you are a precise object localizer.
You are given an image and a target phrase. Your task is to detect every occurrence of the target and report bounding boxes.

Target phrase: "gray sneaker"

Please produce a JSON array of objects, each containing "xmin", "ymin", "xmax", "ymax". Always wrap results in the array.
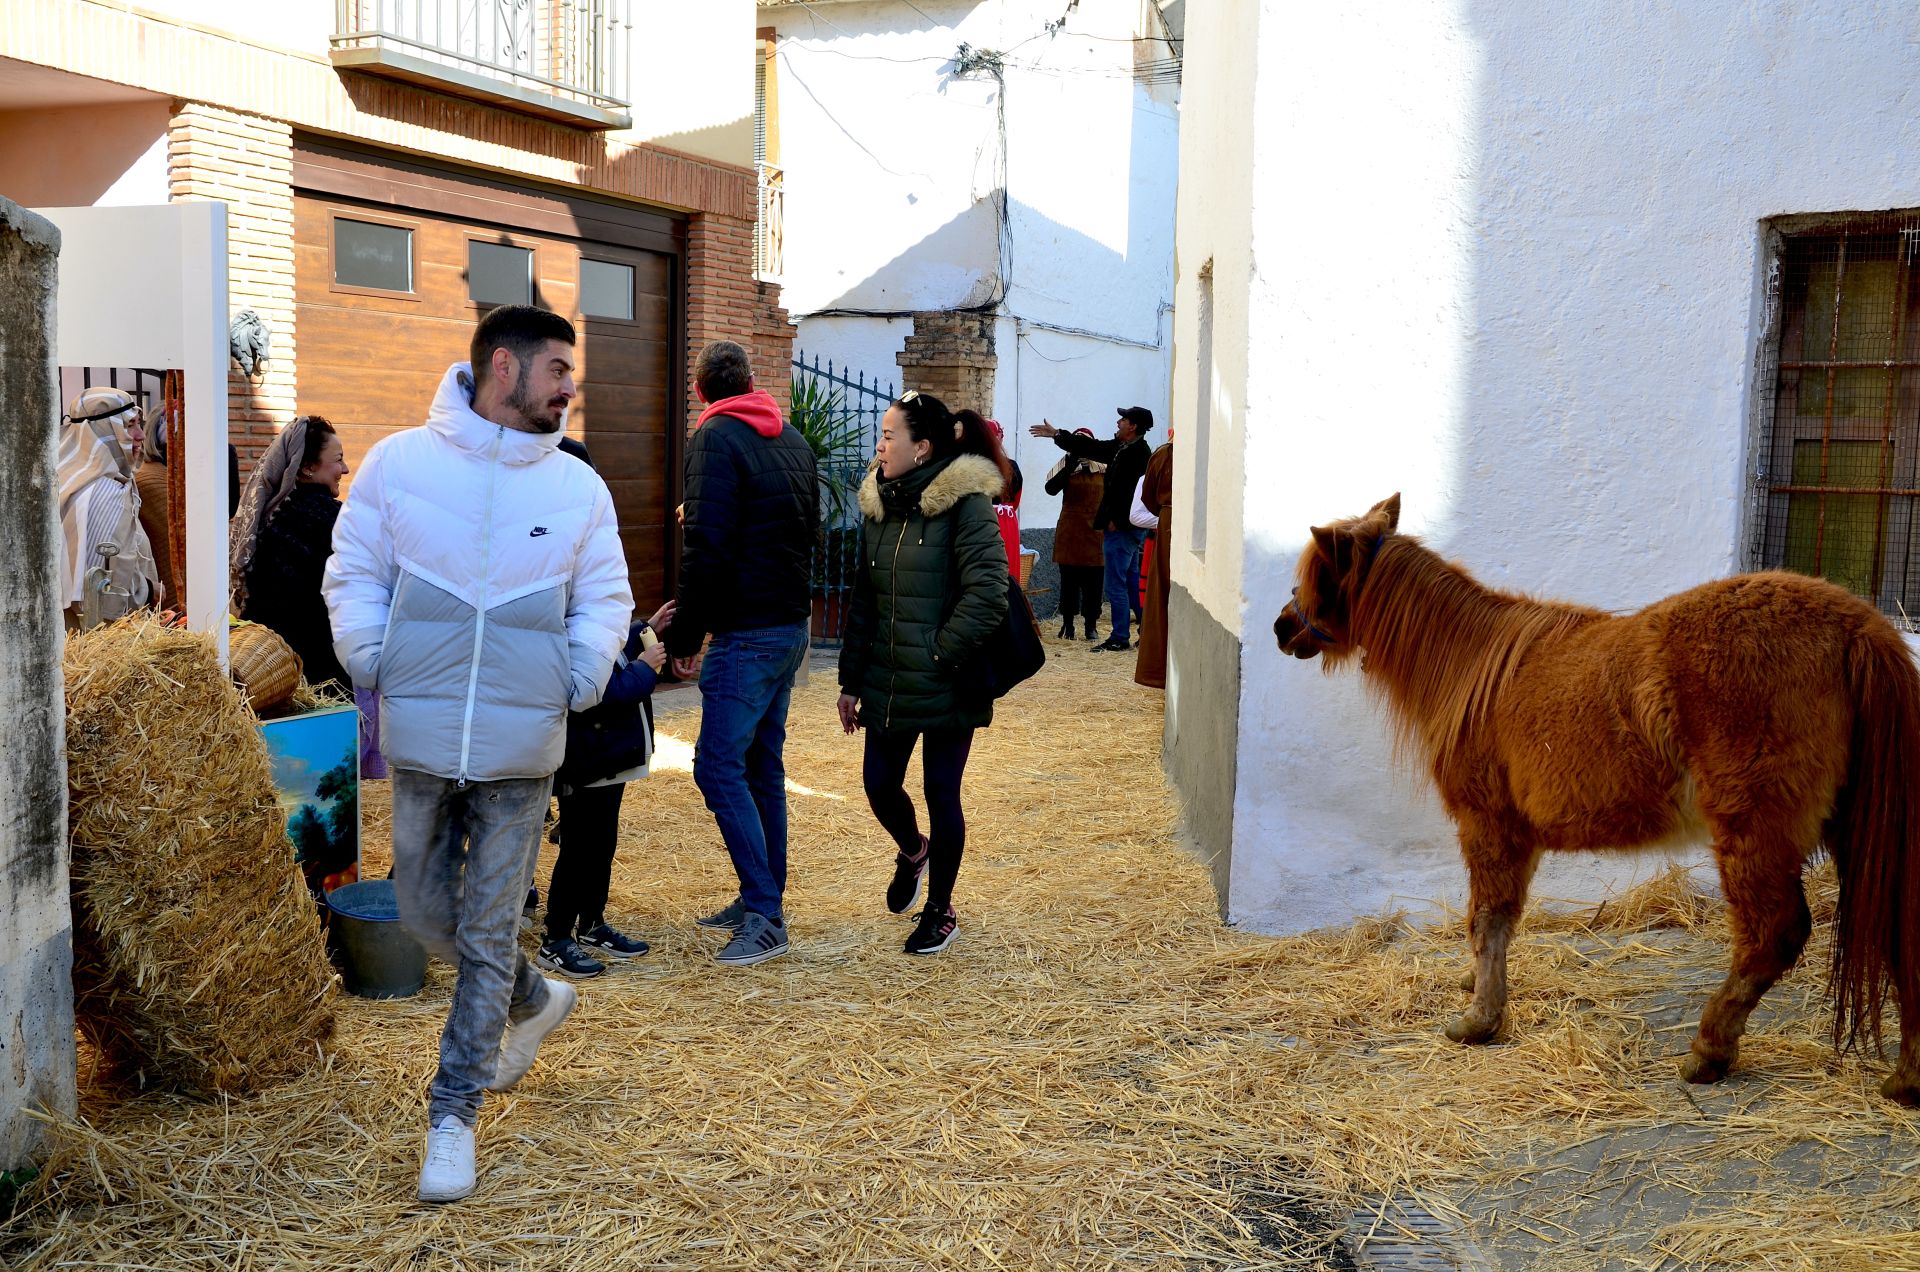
[
  {"xmin": 694, "ymin": 895, "xmax": 748, "ymax": 933},
  {"xmin": 714, "ymin": 912, "xmax": 789, "ymax": 966}
]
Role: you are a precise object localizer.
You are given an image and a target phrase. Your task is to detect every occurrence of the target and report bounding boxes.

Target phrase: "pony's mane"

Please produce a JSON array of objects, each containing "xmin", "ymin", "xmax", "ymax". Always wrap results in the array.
[{"xmin": 1348, "ymin": 536, "xmax": 1604, "ymax": 773}]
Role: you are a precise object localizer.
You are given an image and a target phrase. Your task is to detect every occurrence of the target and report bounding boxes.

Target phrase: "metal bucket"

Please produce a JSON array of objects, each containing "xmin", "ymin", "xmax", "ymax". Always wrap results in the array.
[{"xmin": 326, "ymin": 879, "xmax": 427, "ymax": 999}]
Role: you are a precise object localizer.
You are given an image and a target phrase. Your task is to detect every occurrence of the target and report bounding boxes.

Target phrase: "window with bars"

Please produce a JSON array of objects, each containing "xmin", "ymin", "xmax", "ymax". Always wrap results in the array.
[
  {"xmin": 1756, "ymin": 216, "xmax": 1920, "ymax": 625},
  {"xmin": 753, "ymin": 28, "xmax": 782, "ymax": 282}
]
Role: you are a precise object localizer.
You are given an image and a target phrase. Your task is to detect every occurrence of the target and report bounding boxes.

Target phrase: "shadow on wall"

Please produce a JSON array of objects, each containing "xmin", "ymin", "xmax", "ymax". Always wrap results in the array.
[
  {"xmin": 813, "ymin": 188, "xmax": 1163, "ymax": 332},
  {"xmin": 792, "ymin": 38, "xmax": 1172, "ymax": 340},
  {"xmin": 0, "ymin": 101, "xmax": 171, "ymax": 207}
]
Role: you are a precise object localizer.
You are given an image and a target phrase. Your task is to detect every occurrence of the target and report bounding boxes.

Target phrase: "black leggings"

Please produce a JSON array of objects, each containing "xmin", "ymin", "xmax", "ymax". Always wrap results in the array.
[
  {"xmin": 862, "ymin": 726, "xmax": 975, "ymax": 911},
  {"xmin": 1057, "ymin": 564, "xmax": 1103, "ymax": 623},
  {"xmin": 546, "ymin": 782, "xmax": 625, "ymax": 941}
]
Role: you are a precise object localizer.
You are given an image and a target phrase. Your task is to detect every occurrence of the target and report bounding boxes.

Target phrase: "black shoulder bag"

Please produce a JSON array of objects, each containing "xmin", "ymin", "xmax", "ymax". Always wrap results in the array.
[{"xmin": 945, "ymin": 530, "xmax": 1048, "ymax": 703}]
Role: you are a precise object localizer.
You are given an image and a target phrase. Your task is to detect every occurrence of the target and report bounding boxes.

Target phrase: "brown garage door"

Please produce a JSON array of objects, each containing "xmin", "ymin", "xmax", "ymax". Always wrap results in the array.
[{"xmin": 291, "ymin": 142, "xmax": 684, "ymax": 613}]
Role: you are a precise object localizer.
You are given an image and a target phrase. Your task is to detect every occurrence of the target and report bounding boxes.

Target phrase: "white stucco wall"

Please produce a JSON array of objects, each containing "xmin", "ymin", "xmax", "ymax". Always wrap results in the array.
[
  {"xmin": 1207, "ymin": 0, "xmax": 1920, "ymax": 932},
  {"xmin": 619, "ymin": 0, "xmax": 754, "ymax": 166},
  {"xmin": 131, "ymin": 0, "xmax": 333, "ymax": 56},
  {"xmin": 768, "ymin": 0, "xmax": 1177, "ymax": 518},
  {"xmin": 0, "ymin": 102, "xmax": 172, "ymax": 209},
  {"xmin": 1164, "ymin": 0, "xmax": 1255, "ymax": 629}
]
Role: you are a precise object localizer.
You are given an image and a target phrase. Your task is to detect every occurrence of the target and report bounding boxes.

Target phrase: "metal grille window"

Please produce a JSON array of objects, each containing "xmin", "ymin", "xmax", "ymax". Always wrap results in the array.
[
  {"xmin": 1756, "ymin": 217, "xmax": 1920, "ymax": 623},
  {"xmin": 753, "ymin": 30, "xmax": 782, "ymax": 282}
]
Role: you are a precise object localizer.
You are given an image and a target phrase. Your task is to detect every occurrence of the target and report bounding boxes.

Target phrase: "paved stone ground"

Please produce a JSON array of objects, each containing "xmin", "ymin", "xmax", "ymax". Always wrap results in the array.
[{"xmin": 1333, "ymin": 930, "xmax": 1916, "ymax": 1272}]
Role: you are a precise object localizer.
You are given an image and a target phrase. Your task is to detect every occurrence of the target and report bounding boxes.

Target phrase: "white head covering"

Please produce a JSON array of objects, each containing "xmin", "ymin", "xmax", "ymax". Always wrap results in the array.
[{"xmin": 57, "ymin": 388, "xmax": 142, "ymax": 604}]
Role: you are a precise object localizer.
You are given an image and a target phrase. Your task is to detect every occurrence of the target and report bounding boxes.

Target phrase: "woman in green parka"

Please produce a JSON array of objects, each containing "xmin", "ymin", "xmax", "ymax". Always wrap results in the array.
[{"xmin": 837, "ymin": 390, "xmax": 1012, "ymax": 955}]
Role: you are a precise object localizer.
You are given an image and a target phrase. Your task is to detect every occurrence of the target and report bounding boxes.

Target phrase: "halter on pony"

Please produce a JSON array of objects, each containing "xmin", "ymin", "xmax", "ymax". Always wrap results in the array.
[{"xmin": 1288, "ymin": 531, "xmax": 1390, "ymax": 647}]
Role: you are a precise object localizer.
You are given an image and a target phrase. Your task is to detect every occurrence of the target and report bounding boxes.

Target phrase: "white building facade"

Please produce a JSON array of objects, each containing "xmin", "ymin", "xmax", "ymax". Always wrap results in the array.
[
  {"xmin": 1168, "ymin": 1, "xmax": 1920, "ymax": 930},
  {"xmin": 757, "ymin": 0, "xmax": 1180, "ymax": 542}
]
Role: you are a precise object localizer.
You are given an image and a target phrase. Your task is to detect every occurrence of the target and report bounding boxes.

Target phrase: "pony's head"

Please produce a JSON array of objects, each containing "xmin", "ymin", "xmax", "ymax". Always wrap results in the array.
[{"xmin": 1273, "ymin": 493, "xmax": 1401, "ymax": 661}]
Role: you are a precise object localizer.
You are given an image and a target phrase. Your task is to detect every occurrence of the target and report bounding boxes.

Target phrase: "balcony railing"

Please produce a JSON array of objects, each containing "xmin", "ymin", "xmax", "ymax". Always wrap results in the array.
[{"xmin": 332, "ymin": 1, "xmax": 632, "ymax": 130}]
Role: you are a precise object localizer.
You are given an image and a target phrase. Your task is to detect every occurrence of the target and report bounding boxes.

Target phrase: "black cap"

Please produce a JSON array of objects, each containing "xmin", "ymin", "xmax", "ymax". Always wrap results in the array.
[{"xmin": 1116, "ymin": 405, "xmax": 1154, "ymax": 432}]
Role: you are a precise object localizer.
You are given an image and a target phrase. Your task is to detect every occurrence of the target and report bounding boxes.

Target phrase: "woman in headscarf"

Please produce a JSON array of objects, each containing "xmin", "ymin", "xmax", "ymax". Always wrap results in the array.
[
  {"xmin": 1044, "ymin": 427, "xmax": 1105, "ymax": 641},
  {"xmin": 58, "ymin": 387, "xmax": 160, "ymax": 630},
  {"xmin": 132, "ymin": 397, "xmax": 179, "ymax": 610},
  {"xmin": 230, "ymin": 415, "xmax": 351, "ymax": 690}
]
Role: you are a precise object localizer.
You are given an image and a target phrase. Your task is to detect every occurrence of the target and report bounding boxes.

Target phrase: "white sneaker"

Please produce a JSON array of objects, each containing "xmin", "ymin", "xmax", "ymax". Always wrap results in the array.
[
  {"xmin": 417, "ymin": 1115, "xmax": 475, "ymax": 1203},
  {"xmin": 485, "ymin": 978, "xmax": 578, "ymax": 1092}
]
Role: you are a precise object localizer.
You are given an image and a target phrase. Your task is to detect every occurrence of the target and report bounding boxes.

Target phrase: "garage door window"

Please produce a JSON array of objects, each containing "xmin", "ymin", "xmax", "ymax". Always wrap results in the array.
[
  {"xmin": 333, "ymin": 218, "xmax": 413, "ymax": 293},
  {"xmin": 580, "ymin": 259, "xmax": 634, "ymax": 320},
  {"xmin": 469, "ymin": 241, "xmax": 532, "ymax": 307}
]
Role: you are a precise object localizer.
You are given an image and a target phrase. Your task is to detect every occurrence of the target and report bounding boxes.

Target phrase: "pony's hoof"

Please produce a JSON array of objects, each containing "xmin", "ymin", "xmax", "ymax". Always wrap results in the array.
[
  {"xmin": 1881, "ymin": 1071, "xmax": 1920, "ymax": 1107},
  {"xmin": 1457, "ymin": 969, "xmax": 1476, "ymax": 993},
  {"xmin": 1679, "ymin": 1051, "xmax": 1730, "ymax": 1085},
  {"xmin": 1444, "ymin": 1014, "xmax": 1498, "ymax": 1045}
]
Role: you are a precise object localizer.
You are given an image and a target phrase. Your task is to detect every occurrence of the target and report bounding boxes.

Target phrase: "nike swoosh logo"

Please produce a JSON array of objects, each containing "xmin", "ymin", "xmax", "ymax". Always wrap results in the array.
[{"xmin": 530, "ymin": 527, "xmax": 549, "ymax": 537}]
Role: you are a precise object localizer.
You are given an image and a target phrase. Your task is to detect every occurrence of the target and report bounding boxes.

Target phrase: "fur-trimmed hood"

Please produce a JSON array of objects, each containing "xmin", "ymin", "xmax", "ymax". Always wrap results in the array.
[{"xmin": 858, "ymin": 452, "xmax": 1005, "ymax": 521}]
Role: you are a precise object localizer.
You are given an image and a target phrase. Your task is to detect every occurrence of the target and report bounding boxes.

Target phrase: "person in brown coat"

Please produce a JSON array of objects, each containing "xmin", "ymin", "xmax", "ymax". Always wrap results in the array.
[
  {"xmin": 1044, "ymin": 427, "xmax": 1106, "ymax": 640},
  {"xmin": 1134, "ymin": 439, "xmax": 1173, "ymax": 688},
  {"xmin": 133, "ymin": 407, "xmax": 179, "ymax": 611}
]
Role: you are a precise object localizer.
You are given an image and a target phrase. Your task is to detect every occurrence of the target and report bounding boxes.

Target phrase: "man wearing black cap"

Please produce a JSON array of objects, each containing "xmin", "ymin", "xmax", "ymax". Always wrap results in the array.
[{"xmin": 1030, "ymin": 406, "xmax": 1155, "ymax": 651}]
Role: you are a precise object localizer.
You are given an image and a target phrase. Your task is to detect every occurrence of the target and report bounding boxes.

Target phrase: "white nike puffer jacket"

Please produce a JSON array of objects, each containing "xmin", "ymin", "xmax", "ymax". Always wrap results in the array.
[{"xmin": 323, "ymin": 364, "xmax": 633, "ymax": 783}]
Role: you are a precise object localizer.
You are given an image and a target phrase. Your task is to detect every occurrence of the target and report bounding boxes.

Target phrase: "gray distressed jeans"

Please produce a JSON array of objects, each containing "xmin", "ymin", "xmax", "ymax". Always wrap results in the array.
[{"xmin": 390, "ymin": 768, "xmax": 553, "ymax": 1126}]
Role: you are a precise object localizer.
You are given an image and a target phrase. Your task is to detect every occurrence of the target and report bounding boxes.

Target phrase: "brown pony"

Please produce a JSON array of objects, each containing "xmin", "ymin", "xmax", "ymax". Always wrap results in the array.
[{"xmin": 1273, "ymin": 494, "xmax": 1920, "ymax": 1105}]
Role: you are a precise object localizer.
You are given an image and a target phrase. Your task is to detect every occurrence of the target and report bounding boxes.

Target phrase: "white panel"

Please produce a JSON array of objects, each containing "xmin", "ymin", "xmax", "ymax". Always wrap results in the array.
[
  {"xmin": 39, "ymin": 205, "xmax": 189, "ymax": 367},
  {"xmin": 37, "ymin": 202, "xmax": 230, "ymax": 661},
  {"xmin": 177, "ymin": 202, "xmax": 230, "ymax": 661}
]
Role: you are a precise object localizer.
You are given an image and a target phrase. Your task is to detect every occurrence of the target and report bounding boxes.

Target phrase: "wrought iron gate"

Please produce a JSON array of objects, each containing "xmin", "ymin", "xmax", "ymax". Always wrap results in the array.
[{"xmin": 792, "ymin": 352, "xmax": 893, "ymax": 645}]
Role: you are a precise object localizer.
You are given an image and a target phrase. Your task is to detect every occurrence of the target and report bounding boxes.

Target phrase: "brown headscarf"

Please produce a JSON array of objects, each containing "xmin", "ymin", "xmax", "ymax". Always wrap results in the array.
[{"xmin": 227, "ymin": 417, "xmax": 313, "ymax": 614}]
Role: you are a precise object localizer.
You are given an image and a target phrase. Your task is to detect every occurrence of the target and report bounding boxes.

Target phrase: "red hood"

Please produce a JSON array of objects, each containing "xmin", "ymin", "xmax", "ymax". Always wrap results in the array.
[{"xmin": 697, "ymin": 389, "xmax": 785, "ymax": 438}]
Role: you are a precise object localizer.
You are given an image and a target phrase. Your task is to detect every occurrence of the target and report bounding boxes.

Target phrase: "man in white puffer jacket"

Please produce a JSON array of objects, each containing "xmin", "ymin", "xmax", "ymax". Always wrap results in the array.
[{"xmin": 323, "ymin": 305, "xmax": 631, "ymax": 1204}]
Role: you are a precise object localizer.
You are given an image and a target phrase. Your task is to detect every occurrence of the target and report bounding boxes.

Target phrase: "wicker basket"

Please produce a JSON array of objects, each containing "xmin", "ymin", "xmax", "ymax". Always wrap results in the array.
[
  {"xmin": 1018, "ymin": 548, "xmax": 1037, "ymax": 591},
  {"xmin": 228, "ymin": 622, "xmax": 303, "ymax": 713}
]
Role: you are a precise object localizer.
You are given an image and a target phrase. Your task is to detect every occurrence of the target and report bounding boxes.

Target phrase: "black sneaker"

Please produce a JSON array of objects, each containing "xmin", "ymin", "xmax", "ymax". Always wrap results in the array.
[
  {"xmin": 536, "ymin": 936, "xmax": 606, "ymax": 979},
  {"xmin": 904, "ymin": 905, "xmax": 958, "ymax": 955},
  {"xmin": 578, "ymin": 921, "xmax": 649, "ymax": 960},
  {"xmin": 1091, "ymin": 637, "xmax": 1131, "ymax": 653},
  {"xmin": 695, "ymin": 896, "xmax": 747, "ymax": 933},
  {"xmin": 1085, "ymin": 626, "xmax": 1101, "ymax": 642},
  {"xmin": 886, "ymin": 835, "xmax": 929, "ymax": 914}
]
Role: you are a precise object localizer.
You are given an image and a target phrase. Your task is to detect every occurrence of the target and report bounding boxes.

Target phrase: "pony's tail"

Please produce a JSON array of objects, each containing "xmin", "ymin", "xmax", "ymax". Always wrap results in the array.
[{"xmin": 1828, "ymin": 623, "xmax": 1920, "ymax": 1054}]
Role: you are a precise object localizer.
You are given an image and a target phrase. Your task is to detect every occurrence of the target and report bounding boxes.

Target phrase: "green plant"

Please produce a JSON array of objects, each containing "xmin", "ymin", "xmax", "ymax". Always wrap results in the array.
[
  {"xmin": 790, "ymin": 374, "xmax": 867, "ymax": 524},
  {"xmin": 1, "ymin": 1166, "xmax": 39, "ymax": 1220}
]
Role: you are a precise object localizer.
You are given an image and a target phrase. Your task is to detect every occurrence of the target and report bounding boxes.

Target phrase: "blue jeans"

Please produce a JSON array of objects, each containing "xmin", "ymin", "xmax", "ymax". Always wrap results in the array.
[
  {"xmin": 693, "ymin": 622, "xmax": 810, "ymax": 922},
  {"xmin": 389, "ymin": 769, "xmax": 554, "ymax": 1127},
  {"xmin": 1103, "ymin": 526, "xmax": 1147, "ymax": 643}
]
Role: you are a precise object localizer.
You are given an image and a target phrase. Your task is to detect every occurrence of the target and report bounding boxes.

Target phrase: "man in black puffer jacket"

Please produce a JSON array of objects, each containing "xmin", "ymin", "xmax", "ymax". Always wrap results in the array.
[{"xmin": 670, "ymin": 340, "xmax": 818, "ymax": 967}]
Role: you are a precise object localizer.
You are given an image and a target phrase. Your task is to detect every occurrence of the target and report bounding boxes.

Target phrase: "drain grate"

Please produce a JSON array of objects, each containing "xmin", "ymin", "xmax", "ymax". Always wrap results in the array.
[{"xmin": 1344, "ymin": 1196, "xmax": 1495, "ymax": 1271}]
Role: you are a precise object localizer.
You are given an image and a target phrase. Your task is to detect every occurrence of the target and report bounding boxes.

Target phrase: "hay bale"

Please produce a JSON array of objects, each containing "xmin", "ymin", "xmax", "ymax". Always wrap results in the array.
[{"xmin": 64, "ymin": 617, "xmax": 335, "ymax": 1094}]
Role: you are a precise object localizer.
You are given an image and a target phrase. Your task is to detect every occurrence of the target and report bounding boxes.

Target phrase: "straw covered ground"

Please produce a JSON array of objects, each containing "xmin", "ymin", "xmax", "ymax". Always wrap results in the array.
[{"xmin": 7, "ymin": 640, "xmax": 1920, "ymax": 1269}]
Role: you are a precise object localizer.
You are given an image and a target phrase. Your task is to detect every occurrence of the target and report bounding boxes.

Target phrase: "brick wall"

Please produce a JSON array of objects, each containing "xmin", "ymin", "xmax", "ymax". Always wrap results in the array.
[
  {"xmin": 897, "ymin": 311, "xmax": 998, "ymax": 413},
  {"xmin": 686, "ymin": 211, "xmax": 794, "ymax": 428},
  {"xmin": 167, "ymin": 102, "xmax": 296, "ymax": 471}
]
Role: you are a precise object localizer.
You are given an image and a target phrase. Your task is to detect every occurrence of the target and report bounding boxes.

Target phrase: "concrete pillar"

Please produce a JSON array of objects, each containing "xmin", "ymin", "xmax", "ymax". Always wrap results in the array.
[
  {"xmin": 896, "ymin": 310, "xmax": 997, "ymax": 413},
  {"xmin": 0, "ymin": 195, "xmax": 76, "ymax": 1170}
]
